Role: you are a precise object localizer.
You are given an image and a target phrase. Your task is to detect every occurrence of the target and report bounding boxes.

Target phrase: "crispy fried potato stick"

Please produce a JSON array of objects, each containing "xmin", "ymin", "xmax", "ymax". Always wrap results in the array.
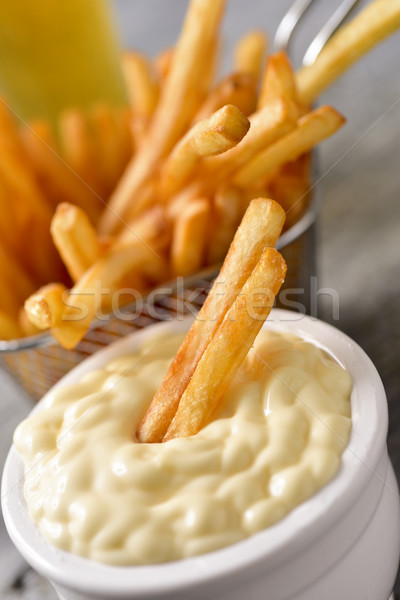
[
  {"xmin": 117, "ymin": 205, "xmax": 171, "ymax": 253},
  {"xmin": 51, "ymin": 203, "xmax": 101, "ymax": 282},
  {"xmin": 122, "ymin": 52, "xmax": 160, "ymax": 118},
  {"xmin": 52, "ymin": 243, "xmax": 167, "ymax": 349},
  {"xmin": 18, "ymin": 308, "xmax": 42, "ymax": 337},
  {"xmin": 99, "ymin": 0, "xmax": 226, "ymax": 234},
  {"xmin": 24, "ymin": 283, "xmax": 67, "ymax": 330},
  {"xmin": 0, "ymin": 143, "xmax": 62, "ymax": 284},
  {"xmin": 234, "ymin": 30, "xmax": 268, "ymax": 81},
  {"xmin": 270, "ymin": 154, "xmax": 312, "ymax": 229},
  {"xmin": 259, "ymin": 51, "xmax": 298, "ymax": 109},
  {"xmin": 0, "ymin": 310, "xmax": 22, "ymax": 341},
  {"xmin": 161, "ymin": 104, "xmax": 250, "ymax": 197},
  {"xmin": 193, "ymin": 73, "xmax": 257, "ymax": 122},
  {"xmin": 164, "ymin": 247, "xmax": 286, "ymax": 440},
  {"xmin": 297, "ymin": 0, "xmax": 400, "ymax": 105},
  {"xmin": 234, "ymin": 106, "xmax": 345, "ymax": 188},
  {"xmin": 0, "ymin": 241, "xmax": 36, "ymax": 315},
  {"xmin": 59, "ymin": 109, "xmax": 104, "ymax": 218},
  {"xmin": 207, "ymin": 186, "xmax": 243, "ymax": 265},
  {"xmin": 90, "ymin": 105, "xmax": 132, "ymax": 194},
  {"xmin": 19, "ymin": 120, "xmax": 101, "ymax": 217},
  {"xmin": 166, "ymin": 181, "xmax": 205, "ymax": 221},
  {"xmin": 171, "ymin": 198, "xmax": 210, "ymax": 276},
  {"xmin": 137, "ymin": 197, "xmax": 285, "ymax": 443},
  {"xmin": 204, "ymin": 98, "xmax": 297, "ymax": 180},
  {"xmin": 0, "ymin": 99, "xmax": 24, "ymax": 155},
  {"xmin": 154, "ymin": 47, "xmax": 174, "ymax": 82}
]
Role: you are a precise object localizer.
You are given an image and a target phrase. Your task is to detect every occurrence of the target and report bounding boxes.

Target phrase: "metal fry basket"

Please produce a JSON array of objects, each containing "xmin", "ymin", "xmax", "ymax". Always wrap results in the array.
[{"xmin": 0, "ymin": 182, "xmax": 319, "ymax": 402}]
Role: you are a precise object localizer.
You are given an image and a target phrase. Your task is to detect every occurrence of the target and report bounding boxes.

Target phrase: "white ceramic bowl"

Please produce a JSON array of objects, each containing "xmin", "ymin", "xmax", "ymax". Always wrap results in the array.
[{"xmin": 2, "ymin": 310, "xmax": 400, "ymax": 600}]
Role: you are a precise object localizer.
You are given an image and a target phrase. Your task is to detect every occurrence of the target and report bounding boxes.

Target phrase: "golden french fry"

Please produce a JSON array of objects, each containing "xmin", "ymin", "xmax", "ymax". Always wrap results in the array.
[
  {"xmin": 234, "ymin": 106, "xmax": 345, "ymax": 188},
  {"xmin": 153, "ymin": 47, "xmax": 174, "ymax": 82},
  {"xmin": 297, "ymin": 0, "xmax": 400, "ymax": 105},
  {"xmin": 193, "ymin": 73, "xmax": 257, "ymax": 122},
  {"xmin": 206, "ymin": 186, "xmax": 243, "ymax": 265},
  {"xmin": 166, "ymin": 181, "xmax": 205, "ymax": 221},
  {"xmin": 120, "ymin": 179, "xmax": 159, "ymax": 225},
  {"xmin": 90, "ymin": 105, "xmax": 132, "ymax": 194},
  {"xmin": 59, "ymin": 109, "xmax": 105, "ymax": 220},
  {"xmin": 18, "ymin": 308, "xmax": 43, "ymax": 337},
  {"xmin": 99, "ymin": 0, "xmax": 226, "ymax": 234},
  {"xmin": 0, "ymin": 98, "xmax": 24, "ymax": 155},
  {"xmin": 19, "ymin": 120, "xmax": 102, "ymax": 215},
  {"xmin": 51, "ymin": 203, "xmax": 101, "ymax": 282},
  {"xmin": 234, "ymin": 29, "xmax": 268, "ymax": 81},
  {"xmin": 52, "ymin": 243, "xmax": 167, "ymax": 349},
  {"xmin": 161, "ymin": 104, "xmax": 250, "ymax": 197},
  {"xmin": 24, "ymin": 283, "xmax": 67, "ymax": 330},
  {"xmin": 204, "ymin": 98, "xmax": 297, "ymax": 181},
  {"xmin": 122, "ymin": 51, "xmax": 159, "ymax": 118},
  {"xmin": 0, "ymin": 310, "xmax": 22, "ymax": 341},
  {"xmin": 137, "ymin": 197, "xmax": 285, "ymax": 443},
  {"xmin": 117, "ymin": 205, "xmax": 171, "ymax": 254},
  {"xmin": 164, "ymin": 247, "xmax": 287, "ymax": 440},
  {"xmin": 0, "ymin": 241, "xmax": 36, "ymax": 313},
  {"xmin": 270, "ymin": 156, "xmax": 312, "ymax": 230},
  {"xmin": 259, "ymin": 51, "xmax": 298, "ymax": 109},
  {"xmin": 0, "ymin": 146, "xmax": 61, "ymax": 285},
  {"xmin": 171, "ymin": 198, "xmax": 210, "ymax": 276}
]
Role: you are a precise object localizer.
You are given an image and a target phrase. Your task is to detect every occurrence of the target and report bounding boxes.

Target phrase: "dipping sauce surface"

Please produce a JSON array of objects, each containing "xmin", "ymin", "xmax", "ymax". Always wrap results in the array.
[{"xmin": 14, "ymin": 329, "xmax": 352, "ymax": 565}]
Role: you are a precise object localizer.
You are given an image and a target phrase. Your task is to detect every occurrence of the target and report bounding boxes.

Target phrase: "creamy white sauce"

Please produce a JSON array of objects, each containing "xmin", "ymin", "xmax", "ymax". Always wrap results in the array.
[{"xmin": 14, "ymin": 329, "xmax": 352, "ymax": 565}]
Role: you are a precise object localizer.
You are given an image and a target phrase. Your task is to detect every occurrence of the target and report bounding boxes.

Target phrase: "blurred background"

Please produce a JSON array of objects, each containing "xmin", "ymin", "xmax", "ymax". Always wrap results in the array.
[{"xmin": 0, "ymin": 0, "xmax": 399, "ymax": 597}]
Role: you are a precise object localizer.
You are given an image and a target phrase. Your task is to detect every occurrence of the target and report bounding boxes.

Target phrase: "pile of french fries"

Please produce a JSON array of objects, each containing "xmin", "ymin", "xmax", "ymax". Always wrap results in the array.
[
  {"xmin": 0, "ymin": 0, "xmax": 399, "ymax": 346},
  {"xmin": 138, "ymin": 198, "xmax": 287, "ymax": 442}
]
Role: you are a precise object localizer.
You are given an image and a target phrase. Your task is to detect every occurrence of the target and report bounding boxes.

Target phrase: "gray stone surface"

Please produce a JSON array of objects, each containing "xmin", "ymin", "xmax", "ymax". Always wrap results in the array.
[{"xmin": 1, "ymin": 0, "xmax": 399, "ymax": 597}]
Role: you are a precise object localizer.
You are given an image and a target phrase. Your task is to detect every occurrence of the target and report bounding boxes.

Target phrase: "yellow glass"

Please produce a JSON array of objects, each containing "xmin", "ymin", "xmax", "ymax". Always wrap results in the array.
[{"xmin": 0, "ymin": 0, "xmax": 127, "ymax": 127}]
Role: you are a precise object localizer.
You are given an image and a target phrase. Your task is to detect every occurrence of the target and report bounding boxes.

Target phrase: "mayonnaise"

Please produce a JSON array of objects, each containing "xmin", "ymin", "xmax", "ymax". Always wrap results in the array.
[{"xmin": 14, "ymin": 329, "xmax": 352, "ymax": 566}]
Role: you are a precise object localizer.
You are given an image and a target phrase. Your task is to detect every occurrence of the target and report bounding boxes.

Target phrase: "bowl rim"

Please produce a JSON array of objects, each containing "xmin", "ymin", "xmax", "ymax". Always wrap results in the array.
[{"xmin": 1, "ymin": 309, "xmax": 387, "ymax": 596}]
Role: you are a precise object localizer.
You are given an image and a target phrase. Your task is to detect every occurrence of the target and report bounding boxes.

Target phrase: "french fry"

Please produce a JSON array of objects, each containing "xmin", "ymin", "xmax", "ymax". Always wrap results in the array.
[
  {"xmin": 52, "ymin": 243, "xmax": 167, "ymax": 349},
  {"xmin": 117, "ymin": 205, "xmax": 171, "ymax": 254},
  {"xmin": 18, "ymin": 307, "xmax": 43, "ymax": 337},
  {"xmin": 234, "ymin": 106, "xmax": 345, "ymax": 188},
  {"xmin": 297, "ymin": 0, "xmax": 400, "ymax": 105},
  {"xmin": 50, "ymin": 203, "xmax": 101, "ymax": 282},
  {"xmin": 0, "ymin": 147, "xmax": 61, "ymax": 285},
  {"xmin": 193, "ymin": 73, "xmax": 257, "ymax": 122},
  {"xmin": 166, "ymin": 181, "xmax": 205, "ymax": 221},
  {"xmin": 0, "ymin": 241, "xmax": 37, "ymax": 312},
  {"xmin": 24, "ymin": 283, "xmax": 67, "ymax": 330},
  {"xmin": 19, "ymin": 120, "xmax": 102, "ymax": 215},
  {"xmin": 270, "ymin": 154, "xmax": 312, "ymax": 229},
  {"xmin": 259, "ymin": 51, "xmax": 298, "ymax": 109},
  {"xmin": 122, "ymin": 52, "xmax": 160, "ymax": 118},
  {"xmin": 161, "ymin": 104, "xmax": 250, "ymax": 197},
  {"xmin": 234, "ymin": 30, "xmax": 268, "ymax": 82},
  {"xmin": 154, "ymin": 47, "xmax": 174, "ymax": 82},
  {"xmin": 0, "ymin": 98, "xmax": 24, "ymax": 155},
  {"xmin": 137, "ymin": 197, "xmax": 285, "ymax": 443},
  {"xmin": 171, "ymin": 198, "xmax": 210, "ymax": 276},
  {"xmin": 90, "ymin": 105, "xmax": 132, "ymax": 194},
  {"xmin": 0, "ymin": 310, "xmax": 22, "ymax": 341},
  {"xmin": 164, "ymin": 247, "xmax": 286, "ymax": 440},
  {"xmin": 204, "ymin": 98, "xmax": 297, "ymax": 181},
  {"xmin": 99, "ymin": 0, "xmax": 227, "ymax": 234},
  {"xmin": 207, "ymin": 186, "xmax": 243, "ymax": 265},
  {"xmin": 59, "ymin": 109, "xmax": 105, "ymax": 220}
]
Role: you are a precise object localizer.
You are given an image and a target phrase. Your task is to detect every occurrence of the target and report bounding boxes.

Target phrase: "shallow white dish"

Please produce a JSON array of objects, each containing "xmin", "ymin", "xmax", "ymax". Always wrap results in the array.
[{"xmin": 2, "ymin": 309, "xmax": 400, "ymax": 600}]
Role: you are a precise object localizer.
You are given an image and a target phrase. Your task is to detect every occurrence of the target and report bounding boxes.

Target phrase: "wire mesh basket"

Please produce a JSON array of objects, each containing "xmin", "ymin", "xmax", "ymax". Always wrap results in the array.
[{"xmin": 0, "ymin": 182, "xmax": 318, "ymax": 403}]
